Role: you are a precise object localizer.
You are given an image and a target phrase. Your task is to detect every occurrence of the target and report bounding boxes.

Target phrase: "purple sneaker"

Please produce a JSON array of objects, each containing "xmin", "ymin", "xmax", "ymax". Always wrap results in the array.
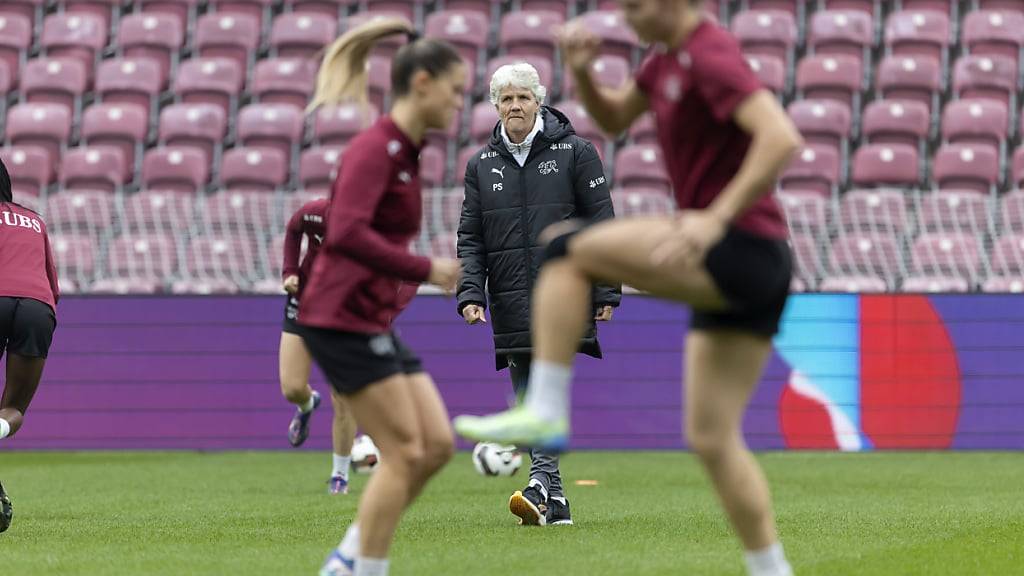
[
  {"xmin": 328, "ymin": 476, "xmax": 349, "ymax": 495},
  {"xmin": 319, "ymin": 549, "xmax": 355, "ymax": 576},
  {"xmin": 287, "ymin": 391, "xmax": 321, "ymax": 447}
]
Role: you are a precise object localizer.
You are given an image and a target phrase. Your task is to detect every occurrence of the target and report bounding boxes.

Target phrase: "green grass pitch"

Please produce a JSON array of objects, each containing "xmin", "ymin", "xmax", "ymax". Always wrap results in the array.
[{"xmin": 1, "ymin": 451, "xmax": 1022, "ymax": 575}]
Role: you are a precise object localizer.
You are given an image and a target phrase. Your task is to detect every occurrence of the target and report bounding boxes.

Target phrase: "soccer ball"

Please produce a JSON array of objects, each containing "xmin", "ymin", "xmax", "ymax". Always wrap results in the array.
[
  {"xmin": 472, "ymin": 442, "xmax": 522, "ymax": 477},
  {"xmin": 351, "ymin": 434, "xmax": 380, "ymax": 474}
]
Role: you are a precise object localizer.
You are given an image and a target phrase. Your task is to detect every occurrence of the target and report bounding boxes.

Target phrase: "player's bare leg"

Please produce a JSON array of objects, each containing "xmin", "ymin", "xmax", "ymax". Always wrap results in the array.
[{"xmin": 280, "ymin": 332, "xmax": 321, "ymax": 447}]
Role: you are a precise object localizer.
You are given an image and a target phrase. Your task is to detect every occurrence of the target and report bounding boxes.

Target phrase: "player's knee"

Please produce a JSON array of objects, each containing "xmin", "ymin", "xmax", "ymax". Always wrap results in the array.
[
  {"xmin": 281, "ymin": 384, "xmax": 308, "ymax": 404},
  {"xmin": 685, "ymin": 424, "xmax": 732, "ymax": 463},
  {"xmin": 391, "ymin": 439, "xmax": 428, "ymax": 475},
  {"xmin": 423, "ymin": 433, "xmax": 455, "ymax": 474}
]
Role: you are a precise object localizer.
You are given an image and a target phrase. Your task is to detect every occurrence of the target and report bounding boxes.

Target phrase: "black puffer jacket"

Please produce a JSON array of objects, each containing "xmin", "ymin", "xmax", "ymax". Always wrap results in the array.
[{"xmin": 457, "ymin": 106, "xmax": 621, "ymax": 370}]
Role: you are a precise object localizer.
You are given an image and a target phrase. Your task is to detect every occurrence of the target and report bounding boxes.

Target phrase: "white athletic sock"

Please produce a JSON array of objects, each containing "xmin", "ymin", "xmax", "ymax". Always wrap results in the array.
[
  {"xmin": 299, "ymin": 392, "xmax": 317, "ymax": 413},
  {"xmin": 338, "ymin": 523, "xmax": 360, "ymax": 559},
  {"xmin": 745, "ymin": 542, "xmax": 792, "ymax": 576},
  {"xmin": 0, "ymin": 418, "xmax": 9, "ymax": 440},
  {"xmin": 332, "ymin": 454, "xmax": 351, "ymax": 480},
  {"xmin": 354, "ymin": 557, "xmax": 389, "ymax": 576},
  {"xmin": 523, "ymin": 360, "xmax": 572, "ymax": 423}
]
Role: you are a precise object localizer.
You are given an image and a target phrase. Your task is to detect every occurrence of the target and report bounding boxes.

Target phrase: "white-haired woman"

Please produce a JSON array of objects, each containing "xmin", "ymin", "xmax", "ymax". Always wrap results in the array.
[{"xmin": 456, "ymin": 62, "xmax": 621, "ymax": 526}]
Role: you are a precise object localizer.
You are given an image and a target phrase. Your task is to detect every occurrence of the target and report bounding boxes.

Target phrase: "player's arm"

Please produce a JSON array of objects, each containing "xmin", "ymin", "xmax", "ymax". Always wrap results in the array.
[
  {"xmin": 706, "ymin": 91, "xmax": 803, "ymax": 224},
  {"xmin": 43, "ymin": 227, "xmax": 60, "ymax": 304},
  {"xmin": 282, "ymin": 209, "xmax": 303, "ymax": 279}
]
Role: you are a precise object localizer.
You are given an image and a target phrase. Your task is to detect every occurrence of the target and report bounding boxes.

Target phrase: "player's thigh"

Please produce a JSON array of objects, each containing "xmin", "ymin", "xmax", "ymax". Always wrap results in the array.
[
  {"xmin": 684, "ymin": 330, "xmax": 774, "ymax": 445},
  {"xmin": 568, "ymin": 217, "xmax": 728, "ymax": 310},
  {"xmin": 405, "ymin": 372, "xmax": 455, "ymax": 459},
  {"xmin": 344, "ymin": 374, "xmax": 423, "ymax": 467},
  {"xmin": 278, "ymin": 332, "xmax": 312, "ymax": 388}
]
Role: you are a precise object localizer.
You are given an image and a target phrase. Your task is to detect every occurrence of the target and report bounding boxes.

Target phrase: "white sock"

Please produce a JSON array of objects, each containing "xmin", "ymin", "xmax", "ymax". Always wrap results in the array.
[
  {"xmin": 299, "ymin": 392, "xmax": 317, "ymax": 413},
  {"xmin": 0, "ymin": 418, "xmax": 9, "ymax": 440},
  {"xmin": 332, "ymin": 454, "xmax": 351, "ymax": 480},
  {"xmin": 338, "ymin": 523, "xmax": 360, "ymax": 559},
  {"xmin": 354, "ymin": 557, "xmax": 389, "ymax": 576},
  {"xmin": 745, "ymin": 542, "xmax": 792, "ymax": 576},
  {"xmin": 523, "ymin": 360, "xmax": 572, "ymax": 423}
]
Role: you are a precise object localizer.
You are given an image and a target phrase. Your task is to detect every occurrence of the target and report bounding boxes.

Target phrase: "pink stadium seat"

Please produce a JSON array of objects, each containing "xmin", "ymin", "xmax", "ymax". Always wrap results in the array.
[
  {"xmin": 0, "ymin": 146, "xmax": 53, "ymax": 198},
  {"xmin": 733, "ymin": 10, "xmax": 799, "ymax": 67},
  {"xmin": 236, "ymin": 104, "xmax": 305, "ymax": 166},
  {"xmin": 194, "ymin": 13, "xmax": 260, "ymax": 82},
  {"xmin": 439, "ymin": 188, "xmax": 465, "ymax": 233},
  {"xmin": 421, "ymin": 145, "xmax": 447, "ymax": 189},
  {"xmin": 809, "ymin": 10, "xmax": 874, "ymax": 68},
  {"xmin": 283, "ymin": 0, "xmax": 352, "ymax": 18},
  {"xmin": 974, "ymin": 0, "xmax": 1024, "ymax": 14},
  {"xmin": 796, "ymin": 55, "xmax": 863, "ymax": 113},
  {"xmin": 142, "ymin": 146, "xmax": 210, "ymax": 194},
  {"xmin": 271, "ymin": 13, "xmax": 337, "ymax": 60},
  {"xmin": 90, "ymin": 278, "xmax": 163, "ymax": 294},
  {"xmin": 96, "ymin": 58, "xmax": 163, "ymax": 123},
  {"xmin": 252, "ymin": 58, "xmax": 317, "ymax": 110},
  {"xmin": 469, "ymin": 101, "xmax": 499, "ymax": 144},
  {"xmin": 60, "ymin": 0, "xmax": 122, "ymax": 34},
  {"xmin": 820, "ymin": 274, "xmax": 888, "ymax": 292},
  {"xmin": 780, "ymin": 145, "xmax": 840, "ymax": 196},
  {"xmin": 5, "ymin": 103, "xmax": 73, "ymax": 167},
  {"xmin": 575, "ymin": 11, "xmax": 641, "ymax": 63},
  {"xmin": 862, "ymin": 99, "xmax": 930, "ymax": 152},
  {"xmin": 902, "ymin": 275, "xmax": 970, "ymax": 292},
  {"xmin": 789, "ymin": 233, "xmax": 824, "ymax": 285},
  {"xmin": 60, "ymin": 146, "xmax": 127, "ymax": 193},
  {"xmin": 117, "ymin": 13, "xmax": 183, "ymax": 89},
  {"xmin": 455, "ymin": 146, "xmax": 478, "ymax": 185},
  {"xmin": 1002, "ymin": 190, "xmax": 1024, "ymax": 233},
  {"xmin": 614, "ymin": 145, "xmax": 671, "ymax": 193},
  {"xmin": 820, "ymin": 0, "xmax": 877, "ymax": 14},
  {"xmin": 207, "ymin": 0, "xmax": 275, "ymax": 33},
  {"xmin": 982, "ymin": 275, "xmax": 1024, "ymax": 293},
  {"xmin": 500, "ymin": 11, "xmax": 565, "ymax": 64},
  {"xmin": 344, "ymin": 13, "xmax": 411, "ymax": 60},
  {"xmin": 745, "ymin": 55, "xmax": 787, "ymax": 95},
  {"xmin": 628, "ymin": 113, "xmax": 657, "ymax": 146},
  {"xmin": 430, "ymin": 231, "xmax": 458, "ymax": 259},
  {"xmin": 364, "ymin": 0, "xmax": 424, "ymax": 22},
  {"xmin": 41, "ymin": 13, "xmax": 107, "ymax": 83},
  {"xmin": 314, "ymin": 103, "xmax": 379, "ymax": 147},
  {"xmin": 562, "ymin": 55, "xmax": 630, "ymax": 99},
  {"xmin": 173, "ymin": 58, "xmax": 244, "ymax": 120},
  {"xmin": 743, "ymin": 0, "xmax": 804, "ymax": 16},
  {"xmin": 839, "ymin": 188, "xmax": 908, "ymax": 234},
  {"xmin": 962, "ymin": 10, "xmax": 1024, "ymax": 68},
  {"xmin": 425, "ymin": 10, "xmax": 490, "ymax": 87},
  {"xmin": 829, "ymin": 232, "xmax": 903, "ymax": 283},
  {"xmin": 51, "ymin": 234, "xmax": 97, "ymax": 283},
  {"xmin": 299, "ymin": 147, "xmax": 344, "ymax": 194},
  {"xmin": 171, "ymin": 278, "xmax": 242, "ymax": 294},
  {"xmin": 932, "ymin": 143, "xmax": 1000, "ymax": 194},
  {"xmin": 183, "ymin": 236, "xmax": 259, "ymax": 280},
  {"xmin": 851, "ymin": 143, "xmax": 921, "ymax": 188},
  {"xmin": 137, "ymin": 0, "xmax": 200, "ymax": 34},
  {"xmin": 777, "ymin": 190, "xmax": 828, "ymax": 237},
  {"xmin": 81, "ymin": 104, "xmax": 147, "ymax": 183},
  {"xmin": 911, "ymin": 232, "xmax": 982, "ymax": 279},
  {"xmin": 610, "ymin": 187, "xmax": 676, "ymax": 217},
  {"xmin": 487, "ymin": 56, "xmax": 554, "ymax": 99},
  {"xmin": 787, "ymin": 99, "xmax": 851, "ymax": 161},
  {"xmin": 916, "ymin": 190, "xmax": 990, "ymax": 236},
  {"xmin": 219, "ymin": 147, "xmax": 289, "ymax": 192},
  {"xmin": 367, "ymin": 54, "xmax": 393, "ymax": 113},
  {"xmin": 953, "ymin": 55, "xmax": 1018, "ymax": 111},
  {"xmin": 200, "ymin": 190, "xmax": 275, "ymax": 236},
  {"xmin": 21, "ymin": 58, "xmax": 88, "ymax": 119},
  {"xmin": 556, "ymin": 100, "xmax": 609, "ymax": 161},
  {"xmin": 47, "ymin": 191, "xmax": 115, "ymax": 240},
  {"xmin": 0, "ymin": 1, "xmax": 44, "ymax": 34},
  {"xmin": 158, "ymin": 103, "xmax": 228, "ymax": 166},
  {"xmin": 0, "ymin": 14, "xmax": 33, "ymax": 89},
  {"xmin": 941, "ymin": 99, "xmax": 1008, "ymax": 154},
  {"xmin": 885, "ymin": 10, "xmax": 951, "ymax": 65},
  {"xmin": 896, "ymin": 0, "xmax": 956, "ymax": 18},
  {"xmin": 990, "ymin": 234, "xmax": 1024, "ymax": 276},
  {"xmin": 121, "ymin": 191, "xmax": 195, "ymax": 236},
  {"xmin": 522, "ymin": 0, "xmax": 574, "ymax": 14},
  {"xmin": 876, "ymin": 55, "xmax": 942, "ymax": 114}
]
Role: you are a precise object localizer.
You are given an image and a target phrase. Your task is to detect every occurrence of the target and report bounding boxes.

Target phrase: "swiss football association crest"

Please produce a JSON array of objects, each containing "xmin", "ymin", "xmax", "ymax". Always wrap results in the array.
[{"xmin": 538, "ymin": 160, "xmax": 559, "ymax": 175}]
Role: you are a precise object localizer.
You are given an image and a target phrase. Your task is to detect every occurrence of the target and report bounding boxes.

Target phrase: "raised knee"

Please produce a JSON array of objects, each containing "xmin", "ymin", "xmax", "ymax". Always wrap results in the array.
[
  {"xmin": 540, "ymin": 220, "xmax": 587, "ymax": 265},
  {"xmin": 281, "ymin": 385, "xmax": 307, "ymax": 404},
  {"xmin": 392, "ymin": 441, "xmax": 428, "ymax": 474}
]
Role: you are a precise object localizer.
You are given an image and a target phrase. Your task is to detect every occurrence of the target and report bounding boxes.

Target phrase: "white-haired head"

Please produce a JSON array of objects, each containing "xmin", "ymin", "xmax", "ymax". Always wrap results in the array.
[{"xmin": 489, "ymin": 62, "xmax": 547, "ymax": 106}]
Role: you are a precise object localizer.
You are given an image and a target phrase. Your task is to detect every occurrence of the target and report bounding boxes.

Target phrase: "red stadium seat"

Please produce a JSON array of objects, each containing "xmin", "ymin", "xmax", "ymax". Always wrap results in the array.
[
  {"xmin": 778, "ymin": 190, "xmax": 828, "ymax": 238},
  {"xmin": 628, "ymin": 113, "xmax": 657, "ymax": 146},
  {"xmin": 51, "ymin": 234, "xmax": 97, "ymax": 284},
  {"xmin": 962, "ymin": 10, "xmax": 1024, "ymax": 68},
  {"xmin": 90, "ymin": 278, "xmax": 164, "ymax": 294},
  {"xmin": 299, "ymin": 147, "xmax": 344, "ymax": 194},
  {"xmin": 911, "ymin": 232, "xmax": 982, "ymax": 280},
  {"xmin": 200, "ymin": 190, "xmax": 276, "ymax": 236},
  {"xmin": 142, "ymin": 146, "xmax": 211, "ymax": 194},
  {"xmin": 982, "ymin": 275, "xmax": 1024, "ymax": 293},
  {"xmin": 236, "ymin": 104, "xmax": 305, "ymax": 167},
  {"xmin": 364, "ymin": 0, "xmax": 424, "ymax": 23},
  {"xmin": 0, "ymin": 146, "xmax": 53, "ymax": 198},
  {"xmin": 47, "ymin": 191, "xmax": 115, "ymax": 241},
  {"xmin": 171, "ymin": 278, "xmax": 242, "ymax": 294},
  {"xmin": 96, "ymin": 58, "xmax": 163, "ymax": 124},
  {"xmin": 745, "ymin": 55, "xmax": 787, "ymax": 96},
  {"xmin": 271, "ymin": 13, "xmax": 337, "ymax": 60},
  {"xmin": 932, "ymin": 143, "xmax": 1000, "ymax": 194},
  {"xmin": 283, "ymin": 0, "xmax": 352, "ymax": 19},
  {"xmin": 207, "ymin": 0, "xmax": 275, "ymax": 33},
  {"xmin": 313, "ymin": 103, "xmax": 379, "ymax": 147},
  {"xmin": 973, "ymin": 0, "xmax": 1024, "ymax": 14},
  {"xmin": 787, "ymin": 99, "xmax": 851, "ymax": 162},
  {"xmin": 367, "ymin": 54, "xmax": 393, "ymax": 113},
  {"xmin": 121, "ymin": 191, "xmax": 195, "ymax": 236},
  {"xmin": 610, "ymin": 187, "xmax": 676, "ymax": 217},
  {"xmin": 885, "ymin": 10, "xmax": 951, "ymax": 67},
  {"xmin": 21, "ymin": 58, "xmax": 88, "ymax": 120},
  {"xmin": 5, "ymin": 103, "xmax": 73, "ymax": 167},
  {"xmin": 796, "ymin": 55, "xmax": 863, "ymax": 117},
  {"xmin": 41, "ymin": 13, "xmax": 107, "ymax": 84},
  {"xmin": 876, "ymin": 55, "xmax": 942, "ymax": 115},
  {"xmin": 500, "ymin": 11, "xmax": 565, "ymax": 65},
  {"xmin": 60, "ymin": 0, "xmax": 122, "ymax": 34},
  {"xmin": 916, "ymin": 190, "xmax": 990, "ymax": 236},
  {"xmin": 194, "ymin": 13, "xmax": 260, "ymax": 82},
  {"xmin": 614, "ymin": 145, "xmax": 671, "ymax": 194},
  {"xmin": 1001, "ymin": 190, "xmax": 1024, "ymax": 233},
  {"xmin": 819, "ymin": 0, "xmax": 878, "ymax": 15},
  {"xmin": 862, "ymin": 99, "xmax": 930, "ymax": 152},
  {"xmin": 421, "ymin": 145, "xmax": 447, "ymax": 189},
  {"xmin": 182, "ymin": 236, "xmax": 259, "ymax": 281},
  {"xmin": 60, "ymin": 146, "xmax": 127, "ymax": 193},
  {"xmin": 953, "ymin": 55, "xmax": 1018, "ymax": 112},
  {"xmin": 137, "ymin": 0, "xmax": 200, "ymax": 34},
  {"xmin": 829, "ymin": 232, "xmax": 903, "ymax": 284},
  {"xmin": 425, "ymin": 10, "xmax": 491, "ymax": 90},
  {"xmin": 789, "ymin": 233, "xmax": 824, "ymax": 286},
  {"xmin": 809, "ymin": 10, "xmax": 874, "ymax": 68},
  {"xmin": 252, "ymin": 58, "xmax": 317, "ymax": 110},
  {"xmin": 0, "ymin": 1, "xmax": 45, "ymax": 34},
  {"xmin": 555, "ymin": 100, "xmax": 609, "ymax": 161},
  {"xmin": 851, "ymin": 143, "xmax": 921, "ymax": 189},
  {"xmin": 941, "ymin": 99, "xmax": 1008, "ymax": 160},
  {"xmin": 562, "ymin": 55, "xmax": 630, "ymax": 100},
  {"xmin": 469, "ymin": 101, "xmax": 499, "ymax": 145},
  {"xmin": 117, "ymin": 13, "xmax": 183, "ymax": 88},
  {"xmin": 343, "ymin": 13, "xmax": 411, "ymax": 60},
  {"xmin": 219, "ymin": 147, "xmax": 289, "ymax": 192},
  {"xmin": 780, "ymin": 145, "xmax": 840, "ymax": 196},
  {"xmin": 896, "ymin": 0, "xmax": 956, "ymax": 18},
  {"xmin": 901, "ymin": 275, "xmax": 970, "ymax": 292},
  {"xmin": 819, "ymin": 274, "xmax": 888, "ymax": 292},
  {"xmin": 733, "ymin": 10, "xmax": 799, "ymax": 68},
  {"xmin": 575, "ymin": 11, "xmax": 641, "ymax": 63},
  {"xmin": 838, "ymin": 189, "xmax": 908, "ymax": 234},
  {"xmin": 0, "ymin": 14, "xmax": 32, "ymax": 89},
  {"xmin": 522, "ymin": 0, "xmax": 573, "ymax": 15},
  {"xmin": 455, "ymin": 145, "xmax": 478, "ymax": 186},
  {"xmin": 173, "ymin": 58, "xmax": 244, "ymax": 120},
  {"xmin": 158, "ymin": 103, "xmax": 228, "ymax": 166},
  {"xmin": 991, "ymin": 234, "xmax": 1024, "ymax": 277},
  {"xmin": 742, "ymin": 0, "xmax": 804, "ymax": 17}
]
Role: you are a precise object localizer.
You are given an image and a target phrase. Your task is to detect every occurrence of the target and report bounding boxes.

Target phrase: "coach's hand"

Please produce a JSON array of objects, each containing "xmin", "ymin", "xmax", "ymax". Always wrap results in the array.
[
  {"xmin": 429, "ymin": 258, "xmax": 461, "ymax": 295},
  {"xmin": 462, "ymin": 304, "xmax": 487, "ymax": 325},
  {"xmin": 557, "ymin": 21, "xmax": 601, "ymax": 74},
  {"xmin": 594, "ymin": 306, "xmax": 614, "ymax": 322},
  {"xmin": 651, "ymin": 210, "xmax": 727, "ymax": 270},
  {"xmin": 283, "ymin": 275, "xmax": 300, "ymax": 294}
]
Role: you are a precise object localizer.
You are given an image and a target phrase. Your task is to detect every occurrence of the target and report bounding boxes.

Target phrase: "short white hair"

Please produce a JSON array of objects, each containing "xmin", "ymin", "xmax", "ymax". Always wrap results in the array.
[{"xmin": 489, "ymin": 62, "xmax": 547, "ymax": 106}]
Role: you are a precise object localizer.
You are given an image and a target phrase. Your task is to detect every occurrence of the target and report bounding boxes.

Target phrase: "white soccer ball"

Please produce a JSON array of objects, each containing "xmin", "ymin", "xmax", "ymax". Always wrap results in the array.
[
  {"xmin": 472, "ymin": 442, "xmax": 522, "ymax": 477},
  {"xmin": 351, "ymin": 434, "xmax": 380, "ymax": 474}
]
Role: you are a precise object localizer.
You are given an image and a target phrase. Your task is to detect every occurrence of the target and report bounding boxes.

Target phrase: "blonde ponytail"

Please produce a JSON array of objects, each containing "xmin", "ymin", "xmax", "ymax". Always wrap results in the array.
[{"xmin": 307, "ymin": 18, "xmax": 414, "ymax": 113}]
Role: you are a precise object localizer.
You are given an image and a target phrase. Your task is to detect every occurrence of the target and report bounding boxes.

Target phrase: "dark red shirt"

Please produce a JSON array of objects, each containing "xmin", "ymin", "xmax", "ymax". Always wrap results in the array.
[
  {"xmin": 299, "ymin": 116, "xmax": 432, "ymax": 333},
  {"xmin": 282, "ymin": 198, "xmax": 328, "ymax": 299},
  {"xmin": 635, "ymin": 19, "xmax": 788, "ymax": 239},
  {"xmin": 0, "ymin": 202, "xmax": 59, "ymax": 311}
]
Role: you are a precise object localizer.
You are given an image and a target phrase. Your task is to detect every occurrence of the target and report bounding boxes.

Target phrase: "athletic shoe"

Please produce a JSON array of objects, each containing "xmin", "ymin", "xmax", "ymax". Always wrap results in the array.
[
  {"xmin": 453, "ymin": 406, "xmax": 568, "ymax": 453},
  {"xmin": 0, "ymin": 481, "xmax": 11, "ymax": 533},
  {"xmin": 327, "ymin": 476, "xmax": 349, "ymax": 495},
  {"xmin": 287, "ymin": 391, "xmax": 321, "ymax": 447},
  {"xmin": 509, "ymin": 486, "xmax": 547, "ymax": 526},
  {"xmin": 547, "ymin": 496, "xmax": 573, "ymax": 526},
  {"xmin": 319, "ymin": 549, "xmax": 354, "ymax": 576}
]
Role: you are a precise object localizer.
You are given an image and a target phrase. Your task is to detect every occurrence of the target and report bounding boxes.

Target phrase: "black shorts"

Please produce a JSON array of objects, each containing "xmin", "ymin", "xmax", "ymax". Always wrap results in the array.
[
  {"xmin": 692, "ymin": 228, "xmax": 793, "ymax": 336},
  {"xmin": 282, "ymin": 295, "xmax": 301, "ymax": 334},
  {"xmin": 0, "ymin": 297, "xmax": 56, "ymax": 359},
  {"xmin": 299, "ymin": 326, "xmax": 424, "ymax": 395}
]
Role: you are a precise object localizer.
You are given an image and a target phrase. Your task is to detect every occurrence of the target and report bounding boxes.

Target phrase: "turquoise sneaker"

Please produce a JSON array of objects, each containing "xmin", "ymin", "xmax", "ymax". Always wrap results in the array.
[{"xmin": 454, "ymin": 406, "xmax": 569, "ymax": 453}]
